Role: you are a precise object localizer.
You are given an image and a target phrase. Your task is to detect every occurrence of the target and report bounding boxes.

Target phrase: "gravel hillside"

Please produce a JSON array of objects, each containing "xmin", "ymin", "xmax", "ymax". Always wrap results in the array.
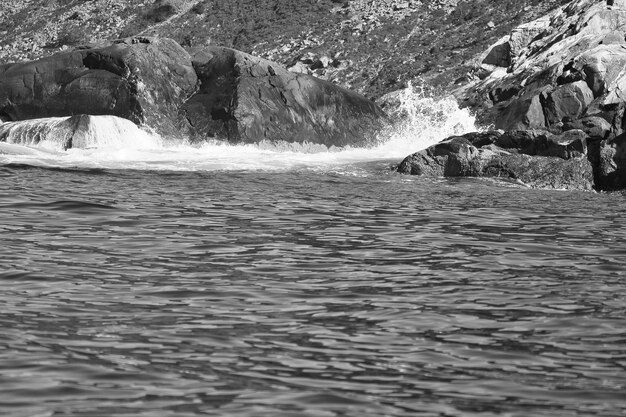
[{"xmin": 1, "ymin": 0, "xmax": 565, "ymax": 99}]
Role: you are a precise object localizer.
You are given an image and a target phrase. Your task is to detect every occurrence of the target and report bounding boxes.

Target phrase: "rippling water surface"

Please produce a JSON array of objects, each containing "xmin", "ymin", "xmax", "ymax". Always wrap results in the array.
[{"xmin": 1, "ymin": 162, "xmax": 625, "ymax": 417}]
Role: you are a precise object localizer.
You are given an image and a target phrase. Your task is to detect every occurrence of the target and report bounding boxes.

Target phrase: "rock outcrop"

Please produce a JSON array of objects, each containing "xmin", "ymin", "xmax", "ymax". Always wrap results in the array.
[
  {"xmin": 401, "ymin": 0, "xmax": 625, "ymax": 191},
  {"xmin": 0, "ymin": 38, "xmax": 387, "ymax": 148},
  {"xmin": 461, "ymin": 0, "xmax": 626, "ymax": 138},
  {"xmin": 396, "ymin": 127, "xmax": 626, "ymax": 191},
  {"xmin": 396, "ymin": 130, "xmax": 598, "ymax": 190},
  {"xmin": 183, "ymin": 46, "xmax": 386, "ymax": 147}
]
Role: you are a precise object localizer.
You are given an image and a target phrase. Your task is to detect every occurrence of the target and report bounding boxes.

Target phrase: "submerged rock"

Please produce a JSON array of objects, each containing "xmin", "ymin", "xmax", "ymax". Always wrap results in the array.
[
  {"xmin": 0, "ymin": 114, "xmax": 153, "ymax": 150},
  {"xmin": 183, "ymin": 46, "xmax": 387, "ymax": 147}
]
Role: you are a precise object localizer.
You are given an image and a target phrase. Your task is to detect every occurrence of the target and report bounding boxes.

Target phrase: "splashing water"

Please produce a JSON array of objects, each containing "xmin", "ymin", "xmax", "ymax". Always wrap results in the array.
[
  {"xmin": 376, "ymin": 81, "xmax": 478, "ymax": 154},
  {"xmin": 0, "ymin": 84, "xmax": 477, "ymax": 171}
]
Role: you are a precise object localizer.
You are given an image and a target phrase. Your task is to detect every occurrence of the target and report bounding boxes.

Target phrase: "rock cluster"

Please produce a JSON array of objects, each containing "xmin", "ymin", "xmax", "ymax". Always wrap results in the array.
[
  {"xmin": 0, "ymin": 37, "xmax": 387, "ymax": 148},
  {"xmin": 462, "ymin": 0, "xmax": 626, "ymax": 135},
  {"xmin": 400, "ymin": 0, "xmax": 626, "ymax": 191},
  {"xmin": 396, "ymin": 129, "xmax": 626, "ymax": 191}
]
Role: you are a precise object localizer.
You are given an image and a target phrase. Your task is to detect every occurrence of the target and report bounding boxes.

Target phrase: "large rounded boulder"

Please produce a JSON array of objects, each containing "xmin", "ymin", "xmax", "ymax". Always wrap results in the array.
[{"xmin": 0, "ymin": 37, "xmax": 198, "ymax": 138}]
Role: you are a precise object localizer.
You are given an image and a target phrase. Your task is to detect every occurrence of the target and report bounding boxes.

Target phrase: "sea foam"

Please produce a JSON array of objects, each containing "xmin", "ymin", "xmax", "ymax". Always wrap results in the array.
[{"xmin": 0, "ymin": 84, "xmax": 477, "ymax": 172}]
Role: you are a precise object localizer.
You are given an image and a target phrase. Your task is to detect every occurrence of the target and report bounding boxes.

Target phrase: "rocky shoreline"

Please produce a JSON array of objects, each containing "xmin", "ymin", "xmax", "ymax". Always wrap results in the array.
[
  {"xmin": 398, "ymin": 0, "xmax": 626, "ymax": 191},
  {"xmin": 2, "ymin": 0, "xmax": 626, "ymax": 191}
]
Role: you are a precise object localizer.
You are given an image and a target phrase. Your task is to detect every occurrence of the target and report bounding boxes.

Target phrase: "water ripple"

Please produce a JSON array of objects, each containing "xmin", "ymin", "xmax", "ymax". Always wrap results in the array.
[{"xmin": 0, "ymin": 166, "xmax": 625, "ymax": 416}]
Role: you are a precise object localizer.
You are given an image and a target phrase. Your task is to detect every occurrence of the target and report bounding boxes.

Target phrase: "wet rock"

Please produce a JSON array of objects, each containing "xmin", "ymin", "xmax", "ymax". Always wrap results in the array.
[
  {"xmin": 0, "ymin": 37, "xmax": 198, "ymax": 138},
  {"xmin": 0, "ymin": 114, "xmax": 147, "ymax": 150},
  {"xmin": 397, "ymin": 130, "xmax": 596, "ymax": 191},
  {"xmin": 595, "ymin": 133, "xmax": 626, "ymax": 190},
  {"xmin": 183, "ymin": 46, "xmax": 387, "ymax": 147}
]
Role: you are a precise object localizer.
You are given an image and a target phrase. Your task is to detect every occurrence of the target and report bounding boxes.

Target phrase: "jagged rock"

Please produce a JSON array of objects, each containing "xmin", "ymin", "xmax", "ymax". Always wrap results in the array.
[
  {"xmin": 543, "ymin": 81, "xmax": 594, "ymax": 125},
  {"xmin": 508, "ymin": 14, "xmax": 552, "ymax": 59},
  {"xmin": 397, "ymin": 130, "xmax": 596, "ymax": 191},
  {"xmin": 182, "ymin": 46, "xmax": 387, "ymax": 147},
  {"xmin": 576, "ymin": 44, "xmax": 626, "ymax": 99},
  {"xmin": 481, "ymin": 36, "xmax": 511, "ymax": 68},
  {"xmin": 0, "ymin": 37, "xmax": 198, "ymax": 138},
  {"xmin": 497, "ymin": 92, "xmax": 547, "ymax": 130},
  {"xmin": 460, "ymin": 0, "xmax": 626, "ymax": 137}
]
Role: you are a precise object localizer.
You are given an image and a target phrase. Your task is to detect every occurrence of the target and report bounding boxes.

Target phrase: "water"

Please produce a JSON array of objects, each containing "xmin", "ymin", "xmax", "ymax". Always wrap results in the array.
[{"xmin": 1, "ymin": 93, "xmax": 626, "ymax": 417}]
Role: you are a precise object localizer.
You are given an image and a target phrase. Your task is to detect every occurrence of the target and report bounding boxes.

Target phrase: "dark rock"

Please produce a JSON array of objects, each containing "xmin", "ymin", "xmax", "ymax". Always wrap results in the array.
[
  {"xmin": 182, "ymin": 46, "xmax": 387, "ymax": 147},
  {"xmin": 542, "ymin": 81, "xmax": 594, "ymax": 126},
  {"xmin": 396, "ymin": 151, "xmax": 445, "ymax": 176},
  {"xmin": 397, "ymin": 134, "xmax": 501, "ymax": 178},
  {"xmin": 482, "ymin": 39, "xmax": 511, "ymax": 68},
  {"xmin": 396, "ymin": 129, "xmax": 596, "ymax": 191},
  {"xmin": 528, "ymin": 130, "xmax": 588, "ymax": 159},
  {"xmin": 595, "ymin": 133, "xmax": 626, "ymax": 190},
  {"xmin": 496, "ymin": 93, "xmax": 546, "ymax": 130},
  {"xmin": 145, "ymin": 0, "xmax": 179, "ymax": 23},
  {"xmin": 1, "ymin": 38, "xmax": 385, "ymax": 147},
  {"xmin": 0, "ymin": 37, "xmax": 198, "ymax": 138},
  {"xmin": 463, "ymin": 130, "xmax": 503, "ymax": 147},
  {"xmin": 563, "ymin": 116, "xmax": 612, "ymax": 140},
  {"xmin": 489, "ymin": 85, "xmax": 521, "ymax": 104},
  {"xmin": 495, "ymin": 130, "xmax": 547, "ymax": 150},
  {"xmin": 486, "ymin": 153, "xmax": 595, "ymax": 190}
]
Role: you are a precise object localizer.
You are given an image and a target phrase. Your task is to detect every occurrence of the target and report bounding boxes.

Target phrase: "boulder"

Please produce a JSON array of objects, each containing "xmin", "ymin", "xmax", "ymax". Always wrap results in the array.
[
  {"xmin": 182, "ymin": 46, "xmax": 387, "ymax": 147},
  {"xmin": 496, "ymin": 92, "xmax": 547, "ymax": 130},
  {"xmin": 0, "ymin": 37, "xmax": 198, "ymax": 138},
  {"xmin": 542, "ymin": 81, "xmax": 594, "ymax": 125}
]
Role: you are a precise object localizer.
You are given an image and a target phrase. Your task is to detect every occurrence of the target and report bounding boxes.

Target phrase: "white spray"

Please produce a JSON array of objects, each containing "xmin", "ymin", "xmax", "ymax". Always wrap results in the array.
[{"xmin": 0, "ymin": 84, "xmax": 478, "ymax": 171}]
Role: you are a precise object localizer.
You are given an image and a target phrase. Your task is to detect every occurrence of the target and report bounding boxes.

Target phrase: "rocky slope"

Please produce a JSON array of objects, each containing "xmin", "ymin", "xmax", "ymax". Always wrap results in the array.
[{"xmin": 1, "ymin": 0, "xmax": 564, "ymax": 100}]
